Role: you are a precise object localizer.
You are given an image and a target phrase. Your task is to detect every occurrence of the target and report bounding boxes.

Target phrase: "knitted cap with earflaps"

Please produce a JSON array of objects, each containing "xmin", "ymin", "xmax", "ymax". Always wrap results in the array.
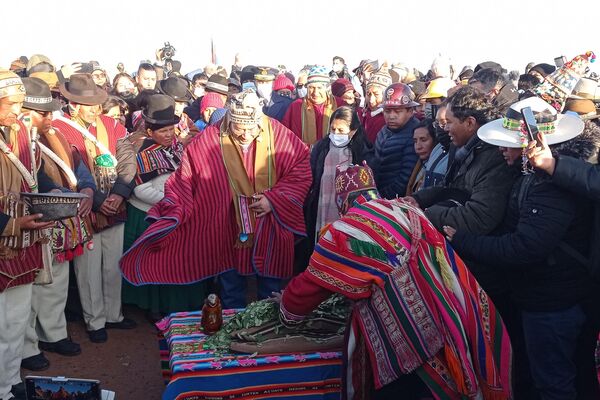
[
  {"xmin": 227, "ymin": 90, "xmax": 264, "ymax": 125},
  {"xmin": 367, "ymin": 63, "xmax": 392, "ymax": 90},
  {"xmin": 0, "ymin": 69, "xmax": 25, "ymax": 99}
]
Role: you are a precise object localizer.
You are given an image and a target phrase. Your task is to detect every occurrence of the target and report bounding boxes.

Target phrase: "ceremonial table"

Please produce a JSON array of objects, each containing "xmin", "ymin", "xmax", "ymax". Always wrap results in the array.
[{"xmin": 158, "ymin": 310, "xmax": 343, "ymax": 400}]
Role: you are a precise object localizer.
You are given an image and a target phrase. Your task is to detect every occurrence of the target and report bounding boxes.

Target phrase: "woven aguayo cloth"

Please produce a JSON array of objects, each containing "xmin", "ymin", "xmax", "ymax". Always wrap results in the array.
[{"xmin": 157, "ymin": 309, "xmax": 343, "ymax": 400}]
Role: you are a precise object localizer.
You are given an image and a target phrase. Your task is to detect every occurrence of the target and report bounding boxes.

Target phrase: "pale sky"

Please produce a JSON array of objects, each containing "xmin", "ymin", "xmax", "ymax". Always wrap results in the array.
[{"xmin": 3, "ymin": 0, "xmax": 599, "ymax": 78}]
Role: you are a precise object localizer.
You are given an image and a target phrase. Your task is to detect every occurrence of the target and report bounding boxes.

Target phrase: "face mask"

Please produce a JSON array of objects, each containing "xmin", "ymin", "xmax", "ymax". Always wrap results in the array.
[
  {"xmin": 296, "ymin": 87, "xmax": 308, "ymax": 98},
  {"xmin": 435, "ymin": 126, "xmax": 452, "ymax": 150},
  {"xmin": 257, "ymin": 84, "xmax": 272, "ymax": 101},
  {"xmin": 332, "ymin": 64, "xmax": 343, "ymax": 73},
  {"xmin": 329, "ymin": 133, "xmax": 351, "ymax": 147},
  {"xmin": 194, "ymin": 87, "xmax": 205, "ymax": 98},
  {"xmin": 242, "ymin": 82, "xmax": 257, "ymax": 92}
]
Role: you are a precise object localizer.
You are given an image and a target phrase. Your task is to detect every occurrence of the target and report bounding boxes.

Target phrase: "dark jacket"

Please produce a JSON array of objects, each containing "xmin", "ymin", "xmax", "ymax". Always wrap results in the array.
[
  {"xmin": 264, "ymin": 92, "xmax": 294, "ymax": 122},
  {"xmin": 298, "ymin": 132, "xmax": 372, "ymax": 271},
  {"xmin": 372, "ymin": 117, "xmax": 419, "ymax": 199},
  {"xmin": 549, "ymin": 120, "xmax": 600, "ymax": 282},
  {"xmin": 452, "ymin": 173, "xmax": 593, "ymax": 311},
  {"xmin": 184, "ymin": 97, "xmax": 202, "ymax": 123},
  {"xmin": 413, "ymin": 136, "xmax": 517, "ymax": 234}
]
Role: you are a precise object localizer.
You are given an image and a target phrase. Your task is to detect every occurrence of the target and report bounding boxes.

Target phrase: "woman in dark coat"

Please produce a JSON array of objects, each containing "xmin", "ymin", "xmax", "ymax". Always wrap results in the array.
[{"xmin": 297, "ymin": 106, "xmax": 372, "ymax": 271}]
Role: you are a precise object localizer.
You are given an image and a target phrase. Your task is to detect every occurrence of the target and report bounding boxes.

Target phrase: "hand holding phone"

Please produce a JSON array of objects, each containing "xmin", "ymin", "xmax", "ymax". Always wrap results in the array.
[{"xmin": 520, "ymin": 106, "xmax": 543, "ymax": 148}]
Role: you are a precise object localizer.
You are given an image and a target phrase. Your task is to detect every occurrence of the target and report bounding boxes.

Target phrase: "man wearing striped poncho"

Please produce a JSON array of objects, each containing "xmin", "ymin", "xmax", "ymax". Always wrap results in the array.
[{"xmin": 280, "ymin": 163, "xmax": 513, "ymax": 400}]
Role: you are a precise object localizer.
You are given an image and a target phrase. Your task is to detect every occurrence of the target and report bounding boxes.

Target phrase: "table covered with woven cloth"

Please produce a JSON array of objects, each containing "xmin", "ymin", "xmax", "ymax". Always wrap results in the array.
[{"xmin": 158, "ymin": 309, "xmax": 343, "ymax": 400}]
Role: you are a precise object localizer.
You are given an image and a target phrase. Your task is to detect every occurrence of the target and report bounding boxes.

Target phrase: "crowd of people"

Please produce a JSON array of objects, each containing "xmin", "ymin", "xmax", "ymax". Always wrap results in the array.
[{"xmin": 0, "ymin": 49, "xmax": 599, "ymax": 400}]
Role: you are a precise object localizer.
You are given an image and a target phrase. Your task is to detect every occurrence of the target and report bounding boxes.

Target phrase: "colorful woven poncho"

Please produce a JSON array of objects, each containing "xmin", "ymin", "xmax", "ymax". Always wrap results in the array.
[{"xmin": 304, "ymin": 197, "xmax": 512, "ymax": 399}]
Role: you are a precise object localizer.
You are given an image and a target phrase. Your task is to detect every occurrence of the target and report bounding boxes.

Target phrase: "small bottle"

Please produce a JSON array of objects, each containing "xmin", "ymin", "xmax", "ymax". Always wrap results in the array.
[{"xmin": 201, "ymin": 294, "xmax": 223, "ymax": 335}]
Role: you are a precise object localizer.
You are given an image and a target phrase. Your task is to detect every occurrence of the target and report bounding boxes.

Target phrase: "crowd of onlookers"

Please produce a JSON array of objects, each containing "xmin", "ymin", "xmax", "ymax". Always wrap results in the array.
[{"xmin": 1, "ymin": 50, "xmax": 599, "ymax": 400}]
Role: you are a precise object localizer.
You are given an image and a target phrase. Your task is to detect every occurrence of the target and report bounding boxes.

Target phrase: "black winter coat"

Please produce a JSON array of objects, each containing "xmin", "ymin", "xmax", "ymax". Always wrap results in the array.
[
  {"xmin": 372, "ymin": 118, "xmax": 419, "ymax": 199},
  {"xmin": 414, "ymin": 137, "xmax": 518, "ymax": 235},
  {"xmin": 452, "ymin": 173, "xmax": 593, "ymax": 311}
]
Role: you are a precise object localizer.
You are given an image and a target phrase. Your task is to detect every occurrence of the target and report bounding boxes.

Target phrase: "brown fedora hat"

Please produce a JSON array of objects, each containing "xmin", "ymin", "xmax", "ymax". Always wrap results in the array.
[{"xmin": 59, "ymin": 73, "xmax": 108, "ymax": 105}]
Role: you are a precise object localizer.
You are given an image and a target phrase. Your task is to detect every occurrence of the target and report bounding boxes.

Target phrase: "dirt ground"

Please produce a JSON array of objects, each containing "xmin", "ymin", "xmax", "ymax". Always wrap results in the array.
[{"xmin": 22, "ymin": 305, "xmax": 166, "ymax": 400}]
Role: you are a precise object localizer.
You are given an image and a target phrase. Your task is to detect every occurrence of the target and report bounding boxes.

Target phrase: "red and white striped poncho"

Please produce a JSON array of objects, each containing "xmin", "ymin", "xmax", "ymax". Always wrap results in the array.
[{"xmin": 120, "ymin": 118, "xmax": 311, "ymax": 285}]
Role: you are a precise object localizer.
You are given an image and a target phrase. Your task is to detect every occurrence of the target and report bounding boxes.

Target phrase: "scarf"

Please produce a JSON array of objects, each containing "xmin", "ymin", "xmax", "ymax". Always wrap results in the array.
[
  {"xmin": 135, "ymin": 138, "xmax": 183, "ymax": 185},
  {"xmin": 219, "ymin": 116, "xmax": 277, "ymax": 247},
  {"xmin": 301, "ymin": 94, "xmax": 337, "ymax": 145}
]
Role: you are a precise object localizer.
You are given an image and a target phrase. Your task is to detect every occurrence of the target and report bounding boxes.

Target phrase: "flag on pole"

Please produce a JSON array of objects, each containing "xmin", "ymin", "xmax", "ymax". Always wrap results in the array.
[{"xmin": 211, "ymin": 38, "xmax": 217, "ymax": 65}]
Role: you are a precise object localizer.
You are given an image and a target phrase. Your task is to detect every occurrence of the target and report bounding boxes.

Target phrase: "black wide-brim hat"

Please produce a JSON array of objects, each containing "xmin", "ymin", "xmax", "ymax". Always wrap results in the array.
[
  {"xmin": 142, "ymin": 93, "xmax": 181, "ymax": 126},
  {"xmin": 59, "ymin": 73, "xmax": 108, "ymax": 105},
  {"xmin": 22, "ymin": 77, "xmax": 61, "ymax": 112},
  {"xmin": 157, "ymin": 76, "xmax": 192, "ymax": 102}
]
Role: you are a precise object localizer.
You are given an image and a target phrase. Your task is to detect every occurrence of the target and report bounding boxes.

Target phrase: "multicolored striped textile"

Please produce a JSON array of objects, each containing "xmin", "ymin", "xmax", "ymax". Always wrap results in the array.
[
  {"xmin": 120, "ymin": 119, "xmax": 310, "ymax": 284},
  {"xmin": 158, "ymin": 310, "xmax": 342, "ymax": 400},
  {"xmin": 134, "ymin": 139, "xmax": 183, "ymax": 185},
  {"xmin": 305, "ymin": 197, "xmax": 513, "ymax": 399}
]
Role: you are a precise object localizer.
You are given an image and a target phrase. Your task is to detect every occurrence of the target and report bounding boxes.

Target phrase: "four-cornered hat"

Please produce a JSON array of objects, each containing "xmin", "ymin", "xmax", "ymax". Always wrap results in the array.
[
  {"xmin": 157, "ymin": 76, "xmax": 192, "ymax": 102},
  {"xmin": 335, "ymin": 161, "xmax": 377, "ymax": 213},
  {"xmin": 477, "ymin": 96, "xmax": 584, "ymax": 148},
  {"xmin": 142, "ymin": 94, "xmax": 180, "ymax": 126},
  {"xmin": 59, "ymin": 73, "xmax": 108, "ymax": 105},
  {"xmin": 22, "ymin": 77, "xmax": 61, "ymax": 112}
]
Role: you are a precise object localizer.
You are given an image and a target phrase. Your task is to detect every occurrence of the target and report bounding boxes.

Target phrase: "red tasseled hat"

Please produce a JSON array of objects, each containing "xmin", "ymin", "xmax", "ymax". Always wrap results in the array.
[
  {"xmin": 200, "ymin": 92, "xmax": 224, "ymax": 114},
  {"xmin": 272, "ymin": 74, "xmax": 294, "ymax": 92}
]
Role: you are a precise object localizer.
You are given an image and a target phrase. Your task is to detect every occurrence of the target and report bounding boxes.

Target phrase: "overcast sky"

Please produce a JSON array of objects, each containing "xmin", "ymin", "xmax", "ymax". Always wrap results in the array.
[{"xmin": 3, "ymin": 0, "xmax": 599, "ymax": 78}]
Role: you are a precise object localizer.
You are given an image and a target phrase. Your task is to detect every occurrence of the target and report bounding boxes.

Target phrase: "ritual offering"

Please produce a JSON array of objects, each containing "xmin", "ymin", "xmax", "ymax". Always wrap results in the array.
[
  {"xmin": 20, "ymin": 192, "xmax": 88, "ymax": 222},
  {"xmin": 203, "ymin": 294, "xmax": 350, "ymax": 356}
]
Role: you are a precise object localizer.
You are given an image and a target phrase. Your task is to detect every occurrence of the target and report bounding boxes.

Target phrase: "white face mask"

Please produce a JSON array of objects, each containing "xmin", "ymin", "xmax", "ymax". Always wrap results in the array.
[
  {"xmin": 194, "ymin": 87, "xmax": 205, "ymax": 98},
  {"xmin": 257, "ymin": 84, "xmax": 273, "ymax": 101},
  {"xmin": 296, "ymin": 87, "xmax": 308, "ymax": 98},
  {"xmin": 332, "ymin": 64, "xmax": 343, "ymax": 73},
  {"xmin": 330, "ymin": 133, "xmax": 351, "ymax": 147}
]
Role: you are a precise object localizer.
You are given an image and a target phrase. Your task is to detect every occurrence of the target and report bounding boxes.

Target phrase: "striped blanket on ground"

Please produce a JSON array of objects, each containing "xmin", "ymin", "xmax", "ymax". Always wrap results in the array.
[
  {"xmin": 157, "ymin": 310, "xmax": 343, "ymax": 400},
  {"xmin": 305, "ymin": 197, "xmax": 513, "ymax": 399}
]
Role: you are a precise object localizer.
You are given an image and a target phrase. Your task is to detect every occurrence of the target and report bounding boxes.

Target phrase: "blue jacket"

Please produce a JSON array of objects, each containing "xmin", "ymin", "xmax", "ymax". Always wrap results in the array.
[
  {"xmin": 372, "ymin": 117, "xmax": 419, "ymax": 199},
  {"xmin": 264, "ymin": 93, "xmax": 294, "ymax": 122}
]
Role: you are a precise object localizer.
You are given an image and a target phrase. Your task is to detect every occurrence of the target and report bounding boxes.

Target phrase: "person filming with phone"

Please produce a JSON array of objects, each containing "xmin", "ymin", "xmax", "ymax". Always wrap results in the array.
[{"xmin": 443, "ymin": 96, "xmax": 599, "ymax": 400}]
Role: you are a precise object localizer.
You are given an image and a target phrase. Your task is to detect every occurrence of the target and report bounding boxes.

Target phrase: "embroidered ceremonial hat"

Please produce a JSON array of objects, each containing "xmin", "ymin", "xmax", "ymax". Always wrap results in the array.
[
  {"xmin": 367, "ymin": 64, "xmax": 393, "ymax": 90},
  {"xmin": 477, "ymin": 96, "xmax": 584, "ymax": 148},
  {"xmin": 335, "ymin": 161, "xmax": 377, "ymax": 214},
  {"xmin": 0, "ymin": 69, "xmax": 25, "ymax": 99},
  {"xmin": 228, "ymin": 90, "xmax": 264, "ymax": 125},
  {"xmin": 22, "ymin": 77, "xmax": 61, "ymax": 112}
]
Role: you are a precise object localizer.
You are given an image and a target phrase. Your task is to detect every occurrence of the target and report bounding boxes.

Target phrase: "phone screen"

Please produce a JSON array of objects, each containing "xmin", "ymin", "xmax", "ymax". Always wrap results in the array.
[
  {"xmin": 520, "ymin": 107, "xmax": 540, "ymax": 146},
  {"xmin": 25, "ymin": 376, "xmax": 101, "ymax": 400}
]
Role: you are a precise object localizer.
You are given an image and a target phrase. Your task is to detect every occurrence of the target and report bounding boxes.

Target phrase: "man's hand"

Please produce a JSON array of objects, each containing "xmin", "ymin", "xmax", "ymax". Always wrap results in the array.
[
  {"xmin": 402, "ymin": 196, "xmax": 420, "ymax": 208},
  {"xmin": 526, "ymin": 132, "xmax": 556, "ymax": 176},
  {"xmin": 60, "ymin": 63, "xmax": 83, "ymax": 79},
  {"xmin": 99, "ymin": 194, "xmax": 124, "ymax": 216},
  {"xmin": 78, "ymin": 188, "xmax": 94, "ymax": 217},
  {"xmin": 442, "ymin": 225, "xmax": 457, "ymax": 241},
  {"xmin": 16, "ymin": 214, "xmax": 55, "ymax": 230},
  {"xmin": 249, "ymin": 194, "xmax": 272, "ymax": 218}
]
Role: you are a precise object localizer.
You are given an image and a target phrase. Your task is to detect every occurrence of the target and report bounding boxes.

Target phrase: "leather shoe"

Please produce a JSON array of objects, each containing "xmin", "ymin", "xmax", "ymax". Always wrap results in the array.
[
  {"xmin": 39, "ymin": 338, "xmax": 81, "ymax": 356},
  {"xmin": 21, "ymin": 352, "xmax": 50, "ymax": 371},
  {"xmin": 11, "ymin": 382, "xmax": 26, "ymax": 399},
  {"xmin": 87, "ymin": 328, "xmax": 108, "ymax": 343},
  {"xmin": 105, "ymin": 317, "xmax": 137, "ymax": 330}
]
